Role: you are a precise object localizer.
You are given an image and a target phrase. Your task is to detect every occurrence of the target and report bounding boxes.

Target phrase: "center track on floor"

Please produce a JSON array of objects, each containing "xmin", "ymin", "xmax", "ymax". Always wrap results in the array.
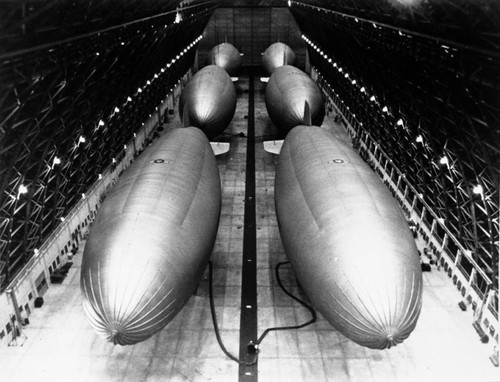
[{"xmin": 239, "ymin": 70, "xmax": 258, "ymax": 381}]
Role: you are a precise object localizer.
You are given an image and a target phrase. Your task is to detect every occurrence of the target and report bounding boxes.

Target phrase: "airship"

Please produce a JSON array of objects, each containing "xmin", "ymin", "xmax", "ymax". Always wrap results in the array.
[
  {"xmin": 262, "ymin": 42, "xmax": 296, "ymax": 75},
  {"xmin": 80, "ymin": 127, "xmax": 221, "ymax": 345},
  {"xmin": 206, "ymin": 42, "xmax": 241, "ymax": 77},
  {"xmin": 179, "ymin": 65, "xmax": 236, "ymax": 139},
  {"xmin": 265, "ymin": 65, "xmax": 325, "ymax": 135},
  {"xmin": 273, "ymin": 124, "xmax": 423, "ymax": 349}
]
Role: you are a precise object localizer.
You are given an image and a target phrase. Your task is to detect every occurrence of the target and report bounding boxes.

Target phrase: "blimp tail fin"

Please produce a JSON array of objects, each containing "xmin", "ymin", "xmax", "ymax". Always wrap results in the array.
[
  {"xmin": 264, "ymin": 140, "xmax": 284, "ymax": 155},
  {"xmin": 210, "ymin": 142, "xmax": 230, "ymax": 156},
  {"xmin": 182, "ymin": 104, "xmax": 191, "ymax": 127},
  {"xmin": 303, "ymin": 101, "xmax": 312, "ymax": 126}
]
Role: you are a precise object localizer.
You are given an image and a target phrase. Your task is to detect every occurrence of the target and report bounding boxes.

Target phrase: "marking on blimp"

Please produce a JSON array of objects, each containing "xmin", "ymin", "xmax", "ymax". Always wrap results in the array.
[
  {"xmin": 150, "ymin": 159, "xmax": 173, "ymax": 164},
  {"xmin": 328, "ymin": 159, "xmax": 346, "ymax": 164}
]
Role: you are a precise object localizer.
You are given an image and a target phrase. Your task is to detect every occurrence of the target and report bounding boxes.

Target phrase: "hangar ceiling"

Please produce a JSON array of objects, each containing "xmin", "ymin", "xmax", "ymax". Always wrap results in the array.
[{"xmin": 0, "ymin": 0, "xmax": 498, "ymax": 314}]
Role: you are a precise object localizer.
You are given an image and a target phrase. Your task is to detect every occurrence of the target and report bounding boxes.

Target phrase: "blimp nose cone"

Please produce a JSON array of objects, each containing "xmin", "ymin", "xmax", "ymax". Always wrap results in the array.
[
  {"xmin": 83, "ymin": 274, "xmax": 175, "ymax": 345},
  {"xmin": 81, "ymin": 247, "xmax": 180, "ymax": 346},
  {"xmin": 358, "ymin": 324, "xmax": 414, "ymax": 350},
  {"xmin": 109, "ymin": 329, "xmax": 124, "ymax": 346},
  {"xmin": 323, "ymin": 258, "xmax": 423, "ymax": 350},
  {"xmin": 387, "ymin": 334, "xmax": 395, "ymax": 346},
  {"xmin": 106, "ymin": 325, "xmax": 146, "ymax": 346},
  {"xmin": 384, "ymin": 332, "xmax": 408, "ymax": 349},
  {"xmin": 82, "ymin": 273, "xmax": 177, "ymax": 346}
]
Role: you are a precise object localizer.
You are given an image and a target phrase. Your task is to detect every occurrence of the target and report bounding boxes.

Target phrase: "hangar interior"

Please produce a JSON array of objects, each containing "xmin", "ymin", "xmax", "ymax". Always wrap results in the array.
[{"xmin": 0, "ymin": 1, "xmax": 498, "ymax": 381}]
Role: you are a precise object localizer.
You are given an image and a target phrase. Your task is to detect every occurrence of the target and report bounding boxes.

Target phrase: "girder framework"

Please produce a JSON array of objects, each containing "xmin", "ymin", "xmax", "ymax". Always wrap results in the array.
[
  {"xmin": 291, "ymin": 2, "xmax": 499, "ymax": 307},
  {"xmin": 0, "ymin": 1, "xmax": 217, "ymax": 291},
  {"xmin": 294, "ymin": 0, "xmax": 500, "ymax": 53},
  {"xmin": 0, "ymin": 0, "xmax": 218, "ymax": 54}
]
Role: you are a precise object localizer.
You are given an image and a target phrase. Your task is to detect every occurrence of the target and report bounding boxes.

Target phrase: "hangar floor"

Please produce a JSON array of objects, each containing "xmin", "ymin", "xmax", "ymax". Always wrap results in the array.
[{"xmin": 0, "ymin": 74, "xmax": 497, "ymax": 382}]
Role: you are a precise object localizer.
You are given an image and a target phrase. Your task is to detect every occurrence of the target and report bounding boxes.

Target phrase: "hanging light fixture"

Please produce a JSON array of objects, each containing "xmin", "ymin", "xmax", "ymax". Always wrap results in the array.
[
  {"xmin": 472, "ymin": 184, "xmax": 483, "ymax": 195},
  {"xmin": 18, "ymin": 184, "xmax": 28, "ymax": 195}
]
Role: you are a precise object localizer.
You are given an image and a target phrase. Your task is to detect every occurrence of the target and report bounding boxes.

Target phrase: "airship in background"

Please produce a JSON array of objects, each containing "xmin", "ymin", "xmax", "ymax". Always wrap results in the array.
[
  {"xmin": 262, "ymin": 42, "xmax": 296, "ymax": 76},
  {"xmin": 179, "ymin": 64, "xmax": 236, "ymax": 139},
  {"xmin": 80, "ymin": 127, "xmax": 221, "ymax": 345},
  {"xmin": 265, "ymin": 65, "xmax": 325, "ymax": 135},
  {"xmin": 207, "ymin": 42, "xmax": 241, "ymax": 77},
  {"xmin": 272, "ymin": 124, "xmax": 423, "ymax": 349}
]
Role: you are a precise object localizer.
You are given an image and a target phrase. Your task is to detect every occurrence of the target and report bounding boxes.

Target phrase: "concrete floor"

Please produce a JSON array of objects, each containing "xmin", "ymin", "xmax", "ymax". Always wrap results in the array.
[{"xmin": 0, "ymin": 74, "xmax": 497, "ymax": 382}]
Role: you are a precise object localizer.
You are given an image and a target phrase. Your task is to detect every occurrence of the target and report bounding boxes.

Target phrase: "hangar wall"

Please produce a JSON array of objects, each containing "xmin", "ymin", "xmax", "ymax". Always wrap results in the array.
[
  {"xmin": 198, "ymin": 7, "xmax": 306, "ymax": 69},
  {"xmin": 0, "ymin": 78, "xmax": 188, "ymax": 346}
]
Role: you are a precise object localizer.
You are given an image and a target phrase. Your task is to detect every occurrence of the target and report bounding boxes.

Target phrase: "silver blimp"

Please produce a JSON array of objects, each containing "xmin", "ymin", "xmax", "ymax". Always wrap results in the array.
[
  {"xmin": 262, "ymin": 42, "xmax": 296, "ymax": 75},
  {"xmin": 81, "ymin": 127, "xmax": 221, "ymax": 345},
  {"xmin": 179, "ymin": 65, "xmax": 236, "ymax": 139},
  {"xmin": 274, "ymin": 126, "xmax": 423, "ymax": 349},
  {"xmin": 207, "ymin": 42, "xmax": 241, "ymax": 77},
  {"xmin": 265, "ymin": 65, "xmax": 325, "ymax": 135}
]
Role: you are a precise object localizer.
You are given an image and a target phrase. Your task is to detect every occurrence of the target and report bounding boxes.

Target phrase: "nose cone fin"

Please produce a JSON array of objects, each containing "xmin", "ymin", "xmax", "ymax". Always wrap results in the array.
[{"xmin": 303, "ymin": 101, "xmax": 312, "ymax": 126}]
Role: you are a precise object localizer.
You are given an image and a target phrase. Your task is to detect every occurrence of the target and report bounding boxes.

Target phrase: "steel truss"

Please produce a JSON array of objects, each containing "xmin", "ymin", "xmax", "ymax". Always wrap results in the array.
[
  {"xmin": 291, "ymin": 2, "xmax": 499, "ymax": 308},
  {"xmin": 0, "ymin": 2, "xmax": 217, "ymax": 291}
]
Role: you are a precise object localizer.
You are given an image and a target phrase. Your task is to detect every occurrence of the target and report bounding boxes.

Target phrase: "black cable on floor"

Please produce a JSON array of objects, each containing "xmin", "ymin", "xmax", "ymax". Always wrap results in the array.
[
  {"xmin": 208, "ymin": 260, "xmax": 317, "ymax": 362},
  {"xmin": 208, "ymin": 260, "xmax": 257, "ymax": 366},
  {"xmin": 248, "ymin": 261, "xmax": 317, "ymax": 353}
]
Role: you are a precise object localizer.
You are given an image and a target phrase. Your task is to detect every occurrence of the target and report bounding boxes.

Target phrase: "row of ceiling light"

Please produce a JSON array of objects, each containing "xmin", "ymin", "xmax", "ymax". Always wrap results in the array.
[
  {"xmin": 303, "ymin": 33, "xmax": 452, "ymax": 157},
  {"xmin": 14, "ymin": 35, "xmax": 204, "ymax": 204},
  {"xmin": 88, "ymin": 34, "xmax": 203, "ymax": 155},
  {"xmin": 12, "ymin": 0, "xmax": 202, "ymax": 248},
  {"xmin": 301, "ymin": 35, "xmax": 398, "ymax": 117},
  {"xmin": 301, "ymin": 34, "xmax": 425, "ymax": 142},
  {"xmin": 291, "ymin": 0, "xmax": 416, "ymax": 40},
  {"xmin": 301, "ymin": 34, "xmax": 486, "ymax": 199},
  {"xmin": 93, "ymin": 34, "xmax": 203, "ymax": 134}
]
